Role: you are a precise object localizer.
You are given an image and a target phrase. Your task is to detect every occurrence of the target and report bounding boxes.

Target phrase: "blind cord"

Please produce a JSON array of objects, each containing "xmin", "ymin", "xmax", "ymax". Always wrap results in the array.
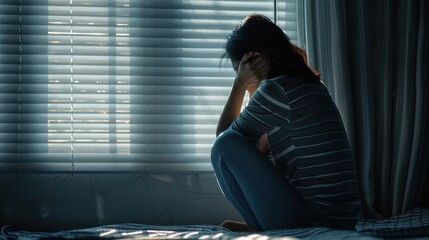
[
  {"xmin": 70, "ymin": 0, "xmax": 75, "ymax": 173},
  {"xmin": 18, "ymin": 0, "xmax": 22, "ymax": 166},
  {"xmin": 274, "ymin": 0, "xmax": 277, "ymax": 24}
]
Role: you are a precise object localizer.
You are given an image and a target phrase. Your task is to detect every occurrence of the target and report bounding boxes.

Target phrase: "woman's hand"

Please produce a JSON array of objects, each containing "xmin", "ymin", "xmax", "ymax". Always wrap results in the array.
[{"xmin": 235, "ymin": 52, "xmax": 270, "ymax": 92}]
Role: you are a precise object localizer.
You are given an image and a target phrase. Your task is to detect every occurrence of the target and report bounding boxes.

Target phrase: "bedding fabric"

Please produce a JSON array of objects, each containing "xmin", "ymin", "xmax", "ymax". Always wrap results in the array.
[
  {"xmin": 2, "ymin": 208, "xmax": 429, "ymax": 239},
  {"xmin": 355, "ymin": 207, "xmax": 429, "ymax": 238},
  {"xmin": 1, "ymin": 224, "xmax": 378, "ymax": 240}
]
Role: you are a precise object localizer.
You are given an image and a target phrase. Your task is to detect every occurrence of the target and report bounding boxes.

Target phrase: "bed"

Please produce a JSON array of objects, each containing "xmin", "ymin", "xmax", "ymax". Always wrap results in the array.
[{"xmin": 2, "ymin": 208, "xmax": 429, "ymax": 239}]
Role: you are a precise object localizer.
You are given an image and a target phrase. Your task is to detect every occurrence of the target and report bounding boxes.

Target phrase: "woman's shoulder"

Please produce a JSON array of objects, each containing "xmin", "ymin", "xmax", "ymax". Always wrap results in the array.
[
  {"xmin": 263, "ymin": 74, "xmax": 324, "ymax": 93},
  {"xmin": 268, "ymin": 74, "xmax": 322, "ymax": 84},
  {"xmin": 258, "ymin": 75, "xmax": 331, "ymax": 107}
]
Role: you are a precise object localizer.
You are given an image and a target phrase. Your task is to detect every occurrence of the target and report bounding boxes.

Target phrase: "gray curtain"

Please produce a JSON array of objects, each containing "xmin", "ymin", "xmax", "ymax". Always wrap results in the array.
[{"xmin": 304, "ymin": 0, "xmax": 429, "ymax": 218}]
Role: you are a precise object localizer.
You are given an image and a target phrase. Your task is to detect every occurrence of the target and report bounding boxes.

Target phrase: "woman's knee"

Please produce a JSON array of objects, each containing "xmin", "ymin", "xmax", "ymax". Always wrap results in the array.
[
  {"xmin": 211, "ymin": 129, "xmax": 245, "ymax": 163},
  {"xmin": 215, "ymin": 129, "xmax": 245, "ymax": 147},
  {"xmin": 212, "ymin": 129, "xmax": 246, "ymax": 150}
]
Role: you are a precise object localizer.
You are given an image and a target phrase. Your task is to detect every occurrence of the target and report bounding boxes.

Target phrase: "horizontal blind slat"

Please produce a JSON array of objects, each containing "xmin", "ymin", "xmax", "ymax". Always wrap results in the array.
[{"xmin": 0, "ymin": 0, "xmax": 302, "ymax": 171}]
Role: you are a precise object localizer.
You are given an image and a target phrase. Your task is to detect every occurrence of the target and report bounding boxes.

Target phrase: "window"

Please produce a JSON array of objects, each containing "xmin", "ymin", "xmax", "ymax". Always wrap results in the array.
[{"xmin": 0, "ymin": 0, "xmax": 303, "ymax": 172}]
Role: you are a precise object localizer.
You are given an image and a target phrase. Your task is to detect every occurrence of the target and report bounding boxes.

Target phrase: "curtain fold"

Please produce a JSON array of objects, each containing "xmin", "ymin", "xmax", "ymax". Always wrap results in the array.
[
  {"xmin": 305, "ymin": 0, "xmax": 429, "ymax": 218},
  {"xmin": 401, "ymin": 0, "xmax": 429, "ymax": 213}
]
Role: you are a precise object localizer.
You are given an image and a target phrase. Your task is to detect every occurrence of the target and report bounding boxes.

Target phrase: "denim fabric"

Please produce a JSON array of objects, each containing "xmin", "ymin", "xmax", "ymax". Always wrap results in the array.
[{"xmin": 211, "ymin": 129, "xmax": 309, "ymax": 231}]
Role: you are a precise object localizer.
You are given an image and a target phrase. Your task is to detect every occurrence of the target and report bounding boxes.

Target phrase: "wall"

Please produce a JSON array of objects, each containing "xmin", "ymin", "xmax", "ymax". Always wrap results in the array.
[{"xmin": 0, "ymin": 172, "xmax": 242, "ymax": 231}]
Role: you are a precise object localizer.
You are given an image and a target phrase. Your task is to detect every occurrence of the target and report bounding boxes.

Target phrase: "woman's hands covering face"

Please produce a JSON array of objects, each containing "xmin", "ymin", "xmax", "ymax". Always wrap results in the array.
[{"xmin": 234, "ymin": 52, "xmax": 270, "ymax": 90}]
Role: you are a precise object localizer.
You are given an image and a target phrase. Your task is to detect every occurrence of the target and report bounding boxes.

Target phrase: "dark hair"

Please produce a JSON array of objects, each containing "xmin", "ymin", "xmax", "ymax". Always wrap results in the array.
[{"xmin": 224, "ymin": 14, "xmax": 320, "ymax": 81}]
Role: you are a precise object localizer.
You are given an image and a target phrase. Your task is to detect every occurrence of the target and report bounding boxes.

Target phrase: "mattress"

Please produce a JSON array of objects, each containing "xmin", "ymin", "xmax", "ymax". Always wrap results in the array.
[
  {"xmin": 1, "ymin": 224, "xmax": 378, "ymax": 240},
  {"xmin": 2, "ymin": 208, "xmax": 429, "ymax": 240}
]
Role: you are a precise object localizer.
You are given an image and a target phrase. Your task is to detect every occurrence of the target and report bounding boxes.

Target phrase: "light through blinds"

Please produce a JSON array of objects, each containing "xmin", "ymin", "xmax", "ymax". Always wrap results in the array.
[{"xmin": 0, "ymin": 0, "xmax": 302, "ymax": 172}]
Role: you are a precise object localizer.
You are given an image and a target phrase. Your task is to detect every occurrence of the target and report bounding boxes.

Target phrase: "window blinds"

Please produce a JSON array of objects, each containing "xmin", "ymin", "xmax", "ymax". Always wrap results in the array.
[{"xmin": 0, "ymin": 0, "xmax": 301, "ymax": 172}]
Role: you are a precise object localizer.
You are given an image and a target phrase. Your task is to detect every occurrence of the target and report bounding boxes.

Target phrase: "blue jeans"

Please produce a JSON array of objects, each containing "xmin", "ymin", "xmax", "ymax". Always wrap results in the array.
[{"xmin": 211, "ymin": 129, "xmax": 309, "ymax": 231}]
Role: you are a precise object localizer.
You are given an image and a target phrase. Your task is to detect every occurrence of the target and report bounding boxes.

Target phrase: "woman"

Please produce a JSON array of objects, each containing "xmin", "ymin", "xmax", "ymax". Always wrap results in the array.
[{"xmin": 211, "ymin": 14, "xmax": 361, "ymax": 231}]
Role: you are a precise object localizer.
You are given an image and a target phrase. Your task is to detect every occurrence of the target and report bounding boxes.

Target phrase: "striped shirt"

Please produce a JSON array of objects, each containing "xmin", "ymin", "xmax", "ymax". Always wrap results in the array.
[{"xmin": 230, "ymin": 74, "xmax": 361, "ymax": 229}]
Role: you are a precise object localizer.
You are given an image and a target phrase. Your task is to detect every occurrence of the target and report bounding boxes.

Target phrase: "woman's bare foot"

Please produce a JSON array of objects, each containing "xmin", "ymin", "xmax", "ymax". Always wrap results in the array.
[{"xmin": 220, "ymin": 220, "xmax": 258, "ymax": 232}]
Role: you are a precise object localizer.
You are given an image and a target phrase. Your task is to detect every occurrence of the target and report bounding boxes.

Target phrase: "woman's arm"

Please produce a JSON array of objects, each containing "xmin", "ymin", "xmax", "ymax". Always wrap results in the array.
[
  {"xmin": 248, "ymin": 87, "xmax": 269, "ymax": 154},
  {"xmin": 216, "ymin": 80, "xmax": 247, "ymax": 136},
  {"xmin": 216, "ymin": 80, "xmax": 269, "ymax": 154},
  {"xmin": 258, "ymin": 133, "xmax": 269, "ymax": 154},
  {"xmin": 216, "ymin": 52, "xmax": 270, "ymax": 150},
  {"xmin": 216, "ymin": 77, "xmax": 269, "ymax": 154}
]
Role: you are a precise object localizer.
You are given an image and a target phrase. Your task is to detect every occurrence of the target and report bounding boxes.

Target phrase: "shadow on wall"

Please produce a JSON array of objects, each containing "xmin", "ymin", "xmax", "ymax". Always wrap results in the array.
[{"xmin": 0, "ymin": 173, "xmax": 242, "ymax": 231}]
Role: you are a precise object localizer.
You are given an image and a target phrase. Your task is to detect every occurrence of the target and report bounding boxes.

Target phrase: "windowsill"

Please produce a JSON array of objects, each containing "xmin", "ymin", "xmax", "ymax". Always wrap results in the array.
[{"xmin": 0, "ymin": 162, "xmax": 214, "ymax": 173}]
